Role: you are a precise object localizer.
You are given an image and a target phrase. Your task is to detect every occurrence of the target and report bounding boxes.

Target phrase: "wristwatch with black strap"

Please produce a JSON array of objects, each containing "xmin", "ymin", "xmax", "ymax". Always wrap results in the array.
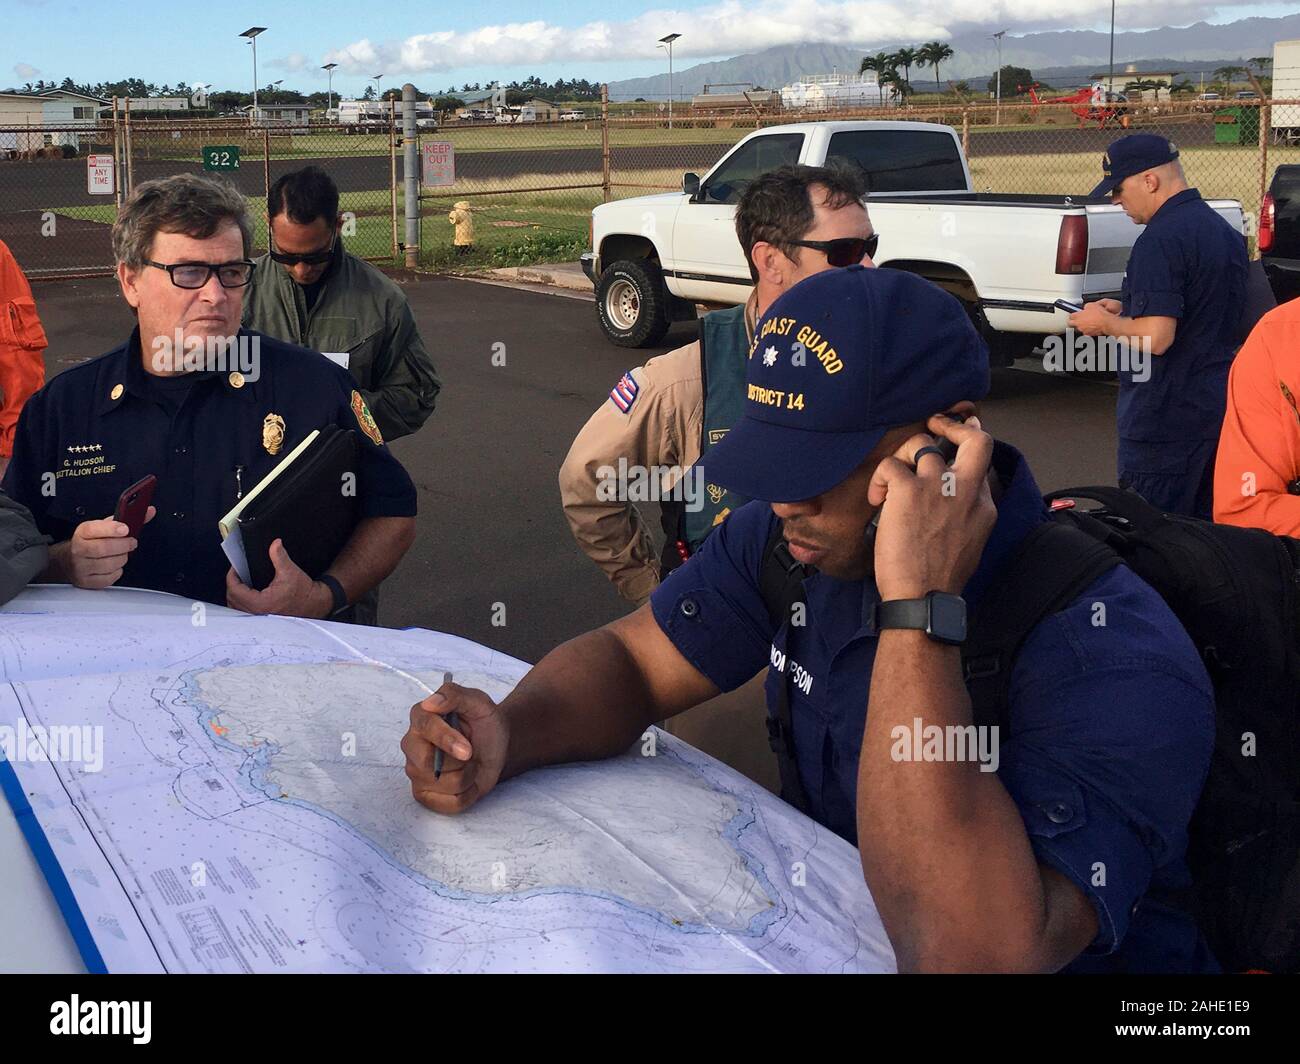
[
  {"xmin": 317, "ymin": 573, "xmax": 351, "ymax": 618},
  {"xmin": 873, "ymin": 591, "xmax": 967, "ymax": 645}
]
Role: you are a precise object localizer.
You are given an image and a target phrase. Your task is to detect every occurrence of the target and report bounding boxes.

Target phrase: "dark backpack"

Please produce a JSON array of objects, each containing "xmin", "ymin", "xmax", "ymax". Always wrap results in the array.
[{"xmin": 760, "ymin": 485, "xmax": 1300, "ymax": 972}]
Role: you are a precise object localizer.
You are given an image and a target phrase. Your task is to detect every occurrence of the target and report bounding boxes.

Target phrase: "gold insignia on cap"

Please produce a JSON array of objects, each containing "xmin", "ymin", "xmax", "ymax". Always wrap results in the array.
[
  {"xmin": 707, "ymin": 483, "xmax": 726, "ymax": 505},
  {"xmin": 110, "ymin": 383, "xmax": 124, "ymax": 401},
  {"xmin": 262, "ymin": 413, "xmax": 286, "ymax": 456},
  {"xmin": 228, "ymin": 371, "xmax": 245, "ymax": 389}
]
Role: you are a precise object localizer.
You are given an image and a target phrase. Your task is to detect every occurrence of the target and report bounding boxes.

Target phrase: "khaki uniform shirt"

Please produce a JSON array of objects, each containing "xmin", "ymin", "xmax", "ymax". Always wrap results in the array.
[{"xmin": 559, "ymin": 291, "xmax": 757, "ymax": 606}]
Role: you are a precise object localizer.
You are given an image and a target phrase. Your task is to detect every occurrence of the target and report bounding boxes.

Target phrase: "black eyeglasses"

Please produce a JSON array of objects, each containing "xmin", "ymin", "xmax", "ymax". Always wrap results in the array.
[
  {"xmin": 269, "ymin": 232, "xmax": 337, "ymax": 266},
  {"xmin": 145, "ymin": 260, "xmax": 254, "ymax": 289},
  {"xmin": 787, "ymin": 233, "xmax": 879, "ymax": 267}
]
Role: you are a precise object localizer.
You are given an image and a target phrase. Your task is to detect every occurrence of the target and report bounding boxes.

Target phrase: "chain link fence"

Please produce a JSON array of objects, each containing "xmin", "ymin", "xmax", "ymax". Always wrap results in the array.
[{"xmin": 3, "ymin": 93, "xmax": 1297, "ymax": 280}]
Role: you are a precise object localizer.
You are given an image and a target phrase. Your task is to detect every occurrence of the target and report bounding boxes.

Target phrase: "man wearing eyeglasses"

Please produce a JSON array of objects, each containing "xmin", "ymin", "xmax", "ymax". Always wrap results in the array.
[
  {"xmin": 242, "ymin": 166, "xmax": 440, "ymax": 443},
  {"xmin": 1, "ymin": 173, "xmax": 417, "ymax": 621},
  {"xmin": 560, "ymin": 162, "xmax": 876, "ymax": 609}
]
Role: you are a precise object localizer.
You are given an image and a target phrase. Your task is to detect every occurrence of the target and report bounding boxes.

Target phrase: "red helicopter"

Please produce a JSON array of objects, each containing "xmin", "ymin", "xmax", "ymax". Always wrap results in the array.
[{"xmin": 1024, "ymin": 83, "xmax": 1131, "ymax": 128}]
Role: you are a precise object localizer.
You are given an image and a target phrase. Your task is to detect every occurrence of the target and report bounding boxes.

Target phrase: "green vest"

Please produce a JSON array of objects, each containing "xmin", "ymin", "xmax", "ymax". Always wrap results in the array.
[{"xmin": 682, "ymin": 303, "xmax": 751, "ymax": 551}]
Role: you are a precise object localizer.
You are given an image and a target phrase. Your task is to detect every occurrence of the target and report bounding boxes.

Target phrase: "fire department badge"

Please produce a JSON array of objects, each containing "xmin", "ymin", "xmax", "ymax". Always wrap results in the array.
[
  {"xmin": 351, "ymin": 390, "xmax": 384, "ymax": 445},
  {"xmin": 262, "ymin": 413, "xmax": 286, "ymax": 456}
]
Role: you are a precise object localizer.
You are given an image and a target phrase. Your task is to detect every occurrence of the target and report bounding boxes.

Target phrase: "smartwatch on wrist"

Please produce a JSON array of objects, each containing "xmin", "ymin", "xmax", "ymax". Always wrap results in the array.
[
  {"xmin": 317, "ymin": 574, "xmax": 350, "ymax": 618},
  {"xmin": 874, "ymin": 591, "xmax": 967, "ymax": 645}
]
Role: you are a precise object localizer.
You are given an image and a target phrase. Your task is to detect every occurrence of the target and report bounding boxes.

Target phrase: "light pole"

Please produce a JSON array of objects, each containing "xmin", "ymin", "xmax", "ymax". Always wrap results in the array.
[
  {"xmin": 322, "ymin": 62, "xmax": 337, "ymax": 116},
  {"xmin": 990, "ymin": 29, "xmax": 1006, "ymax": 125},
  {"xmin": 1108, "ymin": 0, "xmax": 1116, "ymax": 94},
  {"xmin": 372, "ymin": 73, "xmax": 384, "ymax": 104},
  {"xmin": 659, "ymin": 33, "xmax": 680, "ymax": 129},
  {"xmin": 240, "ymin": 26, "xmax": 266, "ymax": 123}
]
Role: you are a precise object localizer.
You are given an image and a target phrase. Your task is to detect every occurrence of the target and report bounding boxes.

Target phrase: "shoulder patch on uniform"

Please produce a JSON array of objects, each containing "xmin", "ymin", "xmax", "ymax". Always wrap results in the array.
[
  {"xmin": 351, "ymin": 389, "xmax": 384, "ymax": 445},
  {"xmin": 609, "ymin": 371, "xmax": 640, "ymax": 414}
]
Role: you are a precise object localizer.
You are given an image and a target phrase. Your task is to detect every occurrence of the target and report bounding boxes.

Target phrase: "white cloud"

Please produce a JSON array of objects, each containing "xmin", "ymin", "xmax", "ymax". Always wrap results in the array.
[
  {"xmin": 320, "ymin": 0, "xmax": 1251, "ymax": 73},
  {"xmin": 13, "ymin": 62, "xmax": 41, "ymax": 79},
  {"xmin": 273, "ymin": 53, "xmax": 312, "ymax": 73}
]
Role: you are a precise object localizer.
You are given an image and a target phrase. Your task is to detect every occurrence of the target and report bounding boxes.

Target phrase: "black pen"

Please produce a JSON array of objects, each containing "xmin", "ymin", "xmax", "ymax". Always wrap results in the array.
[{"xmin": 433, "ymin": 670, "xmax": 461, "ymax": 779}]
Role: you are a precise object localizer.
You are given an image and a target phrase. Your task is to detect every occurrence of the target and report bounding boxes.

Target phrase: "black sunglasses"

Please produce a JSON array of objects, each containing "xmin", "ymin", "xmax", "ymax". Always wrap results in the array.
[
  {"xmin": 269, "ymin": 231, "xmax": 337, "ymax": 266},
  {"xmin": 786, "ymin": 233, "xmax": 879, "ymax": 267}
]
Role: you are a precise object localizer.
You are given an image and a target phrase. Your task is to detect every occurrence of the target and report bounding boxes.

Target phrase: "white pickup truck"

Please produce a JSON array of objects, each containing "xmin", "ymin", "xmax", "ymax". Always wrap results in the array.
[{"xmin": 580, "ymin": 120, "xmax": 1245, "ymax": 362}]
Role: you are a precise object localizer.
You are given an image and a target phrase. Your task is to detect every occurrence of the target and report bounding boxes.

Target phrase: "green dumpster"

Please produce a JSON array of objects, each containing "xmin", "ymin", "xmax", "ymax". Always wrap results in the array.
[{"xmin": 1214, "ymin": 106, "xmax": 1260, "ymax": 144}]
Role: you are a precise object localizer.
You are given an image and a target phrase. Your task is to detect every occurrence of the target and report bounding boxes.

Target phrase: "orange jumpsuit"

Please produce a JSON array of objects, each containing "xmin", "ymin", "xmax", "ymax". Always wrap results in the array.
[
  {"xmin": 1213, "ymin": 298, "xmax": 1300, "ymax": 534},
  {"xmin": 0, "ymin": 239, "xmax": 47, "ymax": 459}
]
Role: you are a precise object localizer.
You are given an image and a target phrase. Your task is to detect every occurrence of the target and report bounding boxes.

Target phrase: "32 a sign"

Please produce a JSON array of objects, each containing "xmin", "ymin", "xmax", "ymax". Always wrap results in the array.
[{"xmin": 202, "ymin": 145, "xmax": 241, "ymax": 171}]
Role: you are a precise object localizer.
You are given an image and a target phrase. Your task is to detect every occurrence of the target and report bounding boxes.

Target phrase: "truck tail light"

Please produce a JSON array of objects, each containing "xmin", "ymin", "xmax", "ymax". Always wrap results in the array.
[
  {"xmin": 1055, "ymin": 214, "xmax": 1088, "ymax": 275},
  {"xmin": 1260, "ymin": 192, "xmax": 1275, "ymax": 253}
]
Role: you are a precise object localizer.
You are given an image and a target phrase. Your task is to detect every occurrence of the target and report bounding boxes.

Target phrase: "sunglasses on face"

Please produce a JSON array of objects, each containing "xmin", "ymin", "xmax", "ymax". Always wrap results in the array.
[
  {"xmin": 268, "ymin": 231, "xmax": 337, "ymax": 266},
  {"xmin": 145, "ymin": 260, "xmax": 254, "ymax": 289},
  {"xmin": 786, "ymin": 233, "xmax": 880, "ymax": 267}
]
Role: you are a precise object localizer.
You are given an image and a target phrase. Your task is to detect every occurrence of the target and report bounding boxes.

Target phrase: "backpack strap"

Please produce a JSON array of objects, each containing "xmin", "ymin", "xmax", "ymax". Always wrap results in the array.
[
  {"xmin": 1043, "ymin": 484, "xmax": 1167, "ymax": 534},
  {"xmin": 759, "ymin": 523, "xmax": 813, "ymax": 814},
  {"xmin": 964, "ymin": 519, "xmax": 1123, "ymax": 729}
]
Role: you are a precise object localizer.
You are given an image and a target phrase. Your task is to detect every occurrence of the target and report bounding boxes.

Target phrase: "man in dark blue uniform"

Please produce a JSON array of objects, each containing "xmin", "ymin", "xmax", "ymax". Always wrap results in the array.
[
  {"xmin": 2, "ymin": 173, "xmax": 416, "ymax": 620},
  {"xmin": 1070, "ymin": 134, "xmax": 1248, "ymax": 519},
  {"xmin": 401, "ymin": 267, "xmax": 1217, "ymax": 973}
]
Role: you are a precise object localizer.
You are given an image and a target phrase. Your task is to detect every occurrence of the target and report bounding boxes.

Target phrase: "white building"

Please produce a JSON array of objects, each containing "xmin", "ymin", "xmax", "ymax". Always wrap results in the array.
[{"xmin": 781, "ymin": 73, "xmax": 886, "ymax": 111}]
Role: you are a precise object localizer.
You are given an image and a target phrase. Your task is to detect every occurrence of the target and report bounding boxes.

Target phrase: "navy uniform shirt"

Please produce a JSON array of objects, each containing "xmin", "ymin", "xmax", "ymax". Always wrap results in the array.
[
  {"xmin": 1118, "ymin": 188, "xmax": 1248, "ymax": 443},
  {"xmin": 1, "ymin": 327, "xmax": 417, "ymax": 607},
  {"xmin": 651, "ymin": 442, "xmax": 1218, "ymax": 973}
]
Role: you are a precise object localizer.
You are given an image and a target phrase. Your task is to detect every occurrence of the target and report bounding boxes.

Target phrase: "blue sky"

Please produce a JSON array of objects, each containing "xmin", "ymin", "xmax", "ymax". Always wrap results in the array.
[{"xmin": 6, "ymin": 0, "xmax": 1296, "ymax": 94}]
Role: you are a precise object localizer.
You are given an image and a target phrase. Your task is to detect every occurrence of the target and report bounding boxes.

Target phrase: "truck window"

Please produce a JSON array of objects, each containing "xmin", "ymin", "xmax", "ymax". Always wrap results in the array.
[
  {"xmin": 703, "ymin": 133, "xmax": 804, "ymax": 204},
  {"xmin": 826, "ymin": 130, "xmax": 967, "ymax": 193}
]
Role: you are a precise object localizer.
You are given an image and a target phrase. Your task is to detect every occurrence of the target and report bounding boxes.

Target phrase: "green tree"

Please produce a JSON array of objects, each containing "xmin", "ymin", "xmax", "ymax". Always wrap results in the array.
[
  {"xmin": 1214, "ymin": 65, "xmax": 1246, "ymax": 88},
  {"xmin": 860, "ymin": 50, "xmax": 896, "ymax": 78},
  {"xmin": 988, "ymin": 65, "xmax": 1033, "ymax": 97},
  {"xmin": 434, "ymin": 95, "xmax": 465, "ymax": 110},
  {"xmin": 918, "ymin": 40, "xmax": 955, "ymax": 94},
  {"xmin": 892, "ymin": 46, "xmax": 920, "ymax": 87}
]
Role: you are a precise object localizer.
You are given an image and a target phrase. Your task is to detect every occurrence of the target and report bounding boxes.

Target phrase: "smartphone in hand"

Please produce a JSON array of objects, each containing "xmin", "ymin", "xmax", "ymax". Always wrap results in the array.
[
  {"xmin": 113, "ymin": 475, "xmax": 157, "ymax": 538},
  {"xmin": 1054, "ymin": 298, "xmax": 1084, "ymax": 315}
]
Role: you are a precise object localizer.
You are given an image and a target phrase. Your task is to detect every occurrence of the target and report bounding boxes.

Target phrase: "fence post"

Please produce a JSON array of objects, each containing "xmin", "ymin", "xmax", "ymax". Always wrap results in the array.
[
  {"xmin": 123, "ymin": 96, "xmax": 133, "ymax": 195},
  {"xmin": 1257, "ymin": 98, "xmax": 1269, "ymax": 256},
  {"xmin": 403, "ymin": 84, "xmax": 419, "ymax": 269},
  {"xmin": 259, "ymin": 127, "xmax": 270, "ymax": 249},
  {"xmin": 961, "ymin": 107, "xmax": 970, "ymax": 159},
  {"xmin": 601, "ymin": 84, "xmax": 611, "ymax": 203},
  {"xmin": 390, "ymin": 96, "xmax": 399, "ymax": 259},
  {"xmin": 112, "ymin": 96, "xmax": 123, "ymax": 209}
]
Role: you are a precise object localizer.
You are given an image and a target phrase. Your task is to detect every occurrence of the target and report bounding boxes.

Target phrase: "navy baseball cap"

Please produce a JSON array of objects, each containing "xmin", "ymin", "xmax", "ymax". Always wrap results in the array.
[
  {"xmin": 1089, "ymin": 134, "xmax": 1179, "ymax": 198},
  {"xmin": 702, "ymin": 266, "xmax": 990, "ymax": 503}
]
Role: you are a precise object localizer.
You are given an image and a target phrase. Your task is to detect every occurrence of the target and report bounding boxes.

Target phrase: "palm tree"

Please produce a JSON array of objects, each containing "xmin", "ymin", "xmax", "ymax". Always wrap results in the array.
[
  {"xmin": 860, "ymin": 51, "xmax": 896, "ymax": 78},
  {"xmin": 1214, "ymin": 65, "xmax": 1246, "ymax": 89},
  {"xmin": 1248, "ymin": 56, "xmax": 1272, "ymax": 73},
  {"xmin": 892, "ymin": 46, "xmax": 920, "ymax": 88},
  {"xmin": 918, "ymin": 41, "xmax": 955, "ymax": 94}
]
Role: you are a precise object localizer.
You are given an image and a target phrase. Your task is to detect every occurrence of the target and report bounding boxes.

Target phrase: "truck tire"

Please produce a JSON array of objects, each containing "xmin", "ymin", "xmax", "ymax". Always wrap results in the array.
[{"xmin": 596, "ymin": 259, "xmax": 672, "ymax": 348}]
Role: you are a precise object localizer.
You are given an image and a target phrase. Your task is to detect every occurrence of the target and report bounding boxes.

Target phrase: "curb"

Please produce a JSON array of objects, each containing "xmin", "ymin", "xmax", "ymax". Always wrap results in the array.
[{"xmin": 487, "ymin": 265, "xmax": 592, "ymax": 292}]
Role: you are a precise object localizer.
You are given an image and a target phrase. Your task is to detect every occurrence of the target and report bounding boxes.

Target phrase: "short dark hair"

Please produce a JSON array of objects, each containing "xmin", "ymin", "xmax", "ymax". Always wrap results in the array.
[
  {"xmin": 112, "ymin": 173, "xmax": 252, "ymax": 268},
  {"xmin": 734, "ymin": 162, "xmax": 869, "ymax": 283},
  {"xmin": 268, "ymin": 165, "xmax": 339, "ymax": 226}
]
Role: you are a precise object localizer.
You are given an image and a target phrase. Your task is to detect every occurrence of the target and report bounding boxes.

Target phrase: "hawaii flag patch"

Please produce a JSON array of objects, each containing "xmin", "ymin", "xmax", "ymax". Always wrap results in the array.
[{"xmin": 609, "ymin": 371, "xmax": 640, "ymax": 414}]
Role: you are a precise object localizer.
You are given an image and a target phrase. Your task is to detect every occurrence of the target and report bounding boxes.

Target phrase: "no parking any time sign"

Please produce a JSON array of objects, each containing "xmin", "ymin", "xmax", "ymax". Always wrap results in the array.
[{"xmin": 86, "ymin": 155, "xmax": 115, "ymax": 195}]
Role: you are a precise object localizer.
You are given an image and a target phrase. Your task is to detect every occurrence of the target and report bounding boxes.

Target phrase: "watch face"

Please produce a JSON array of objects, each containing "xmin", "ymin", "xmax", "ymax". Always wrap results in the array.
[{"xmin": 927, "ymin": 593, "xmax": 968, "ymax": 643}]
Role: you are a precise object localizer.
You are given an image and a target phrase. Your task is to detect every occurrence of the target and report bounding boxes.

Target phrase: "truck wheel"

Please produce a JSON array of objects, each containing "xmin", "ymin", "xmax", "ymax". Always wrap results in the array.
[{"xmin": 596, "ymin": 259, "xmax": 671, "ymax": 347}]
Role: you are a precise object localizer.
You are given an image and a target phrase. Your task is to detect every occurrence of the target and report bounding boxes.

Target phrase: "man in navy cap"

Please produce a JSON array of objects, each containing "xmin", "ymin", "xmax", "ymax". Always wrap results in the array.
[
  {"xmin": 400, "ymin": 267, "xmax": 1217, "ymax": 973},
  {"xmin": 1069, "ymin": 133, "xmax": 1248, "ymax": 519}
]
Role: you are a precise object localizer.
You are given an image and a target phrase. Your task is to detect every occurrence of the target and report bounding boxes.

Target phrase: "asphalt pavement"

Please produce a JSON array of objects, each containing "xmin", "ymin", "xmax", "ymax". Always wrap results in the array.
[{"xmin": 26, "ymin": 272, "xmax": 1122, "ymax": 663}]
